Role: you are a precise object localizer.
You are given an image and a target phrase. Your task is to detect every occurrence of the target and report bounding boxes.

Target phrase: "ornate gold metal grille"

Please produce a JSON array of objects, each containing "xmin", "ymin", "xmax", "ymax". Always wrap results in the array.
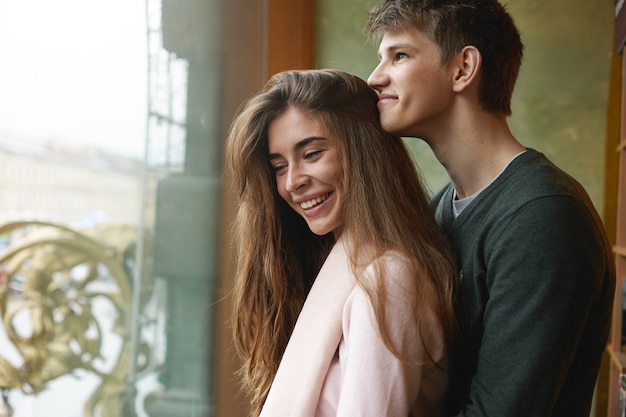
[{"xmin": 0, "ymin": 221, "xmax": 138, "ymax": 417}]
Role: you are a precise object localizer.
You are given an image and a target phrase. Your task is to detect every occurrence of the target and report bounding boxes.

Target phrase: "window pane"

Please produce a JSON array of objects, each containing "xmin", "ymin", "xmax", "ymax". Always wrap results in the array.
[{"xmin": 0, "ymin": 0, "xmax": 220, "ymax": 415}]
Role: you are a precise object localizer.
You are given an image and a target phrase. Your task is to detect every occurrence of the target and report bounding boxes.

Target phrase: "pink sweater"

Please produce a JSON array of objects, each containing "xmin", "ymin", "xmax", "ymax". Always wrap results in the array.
[{"xmin": 260, "ymin": 238, "xmax": 449, "ymax": 417}]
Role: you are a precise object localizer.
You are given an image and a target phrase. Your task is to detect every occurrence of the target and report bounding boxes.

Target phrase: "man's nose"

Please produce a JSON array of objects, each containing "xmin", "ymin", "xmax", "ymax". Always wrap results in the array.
[{"xmin": 367, "ymin": 62, "xmax": 387, "ymax": 91}]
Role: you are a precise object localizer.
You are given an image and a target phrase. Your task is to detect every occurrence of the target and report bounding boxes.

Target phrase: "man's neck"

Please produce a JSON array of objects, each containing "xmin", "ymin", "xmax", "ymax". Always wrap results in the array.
[{"xmin": 428, "ymin": 114, "xmax": 525, "ymax": 199}]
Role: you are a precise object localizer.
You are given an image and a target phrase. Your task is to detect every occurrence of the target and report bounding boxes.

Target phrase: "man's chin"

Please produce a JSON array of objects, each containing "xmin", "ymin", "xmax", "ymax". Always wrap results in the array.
[{"xmin": 380, "ymin": 120, "xmax": 405, "ymax": 136}]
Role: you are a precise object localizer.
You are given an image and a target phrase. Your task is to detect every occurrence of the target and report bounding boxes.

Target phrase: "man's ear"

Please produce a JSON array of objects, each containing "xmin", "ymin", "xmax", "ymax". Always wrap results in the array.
[{"xmin": 451, "ymin": 46, "xmax": 481, "ymax": 93}]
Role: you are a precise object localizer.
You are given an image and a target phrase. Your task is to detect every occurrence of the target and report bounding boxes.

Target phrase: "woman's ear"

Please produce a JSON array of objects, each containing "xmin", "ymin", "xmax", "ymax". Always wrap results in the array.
[{"xmin": 451, "ymin": 45, "xmax": 481, "ymax": 93}]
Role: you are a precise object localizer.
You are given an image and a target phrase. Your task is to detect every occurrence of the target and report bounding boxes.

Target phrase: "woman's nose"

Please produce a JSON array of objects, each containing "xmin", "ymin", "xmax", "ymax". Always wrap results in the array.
[{"xmin": 285, "ymin": 165, "xmax": 309, "ymax": 192}]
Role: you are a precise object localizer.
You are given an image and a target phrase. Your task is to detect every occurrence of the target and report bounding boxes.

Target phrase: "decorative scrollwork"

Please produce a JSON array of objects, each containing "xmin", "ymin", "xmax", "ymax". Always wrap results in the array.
[{"xmin": 0, "ymin": 221, "xmax": 137, "ymax": 417}]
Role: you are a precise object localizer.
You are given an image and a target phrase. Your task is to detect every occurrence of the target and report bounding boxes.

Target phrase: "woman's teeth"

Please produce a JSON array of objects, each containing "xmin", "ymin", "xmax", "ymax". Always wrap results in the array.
[{"xmin": 300, "ymin": 194, "xmax": 327, "ymax": 209}]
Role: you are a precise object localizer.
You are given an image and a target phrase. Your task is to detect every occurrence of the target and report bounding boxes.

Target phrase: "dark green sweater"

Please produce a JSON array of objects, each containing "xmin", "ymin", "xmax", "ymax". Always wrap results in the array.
[{"xmin": 433, "ymin": 149, "xmax": 615, "ymax": 417}]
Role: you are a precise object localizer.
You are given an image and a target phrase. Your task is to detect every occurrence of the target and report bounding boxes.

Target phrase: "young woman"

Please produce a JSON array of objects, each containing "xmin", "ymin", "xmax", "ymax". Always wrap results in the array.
[{"xmin": 225, "ymin": 69, "xmax": 458, "ymax": 417}]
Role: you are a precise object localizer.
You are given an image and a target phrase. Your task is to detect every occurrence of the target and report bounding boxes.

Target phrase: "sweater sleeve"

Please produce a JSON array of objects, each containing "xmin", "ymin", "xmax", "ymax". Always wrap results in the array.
[{"xmin": 335, "ymin": 256, "xmax": 447, "ymax": 417}]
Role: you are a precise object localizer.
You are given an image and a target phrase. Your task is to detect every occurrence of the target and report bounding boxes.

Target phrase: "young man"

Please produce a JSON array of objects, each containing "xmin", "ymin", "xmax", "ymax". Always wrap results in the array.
[{"xmin": 365, "ymin": 1, "xmax": 616, "ymax": 416}]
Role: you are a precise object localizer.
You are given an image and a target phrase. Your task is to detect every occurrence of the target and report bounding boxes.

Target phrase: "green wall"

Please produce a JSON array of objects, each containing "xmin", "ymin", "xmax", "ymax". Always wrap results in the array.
[{"xmin": 314, "ymin": 0, "xmax": 614, "ymax": 215}]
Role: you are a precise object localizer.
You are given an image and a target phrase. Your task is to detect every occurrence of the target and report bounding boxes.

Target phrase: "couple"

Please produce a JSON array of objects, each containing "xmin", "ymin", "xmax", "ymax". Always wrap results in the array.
[{"xmin": 225, "ymin": 0, "xmax": 615, "ymax": 416}]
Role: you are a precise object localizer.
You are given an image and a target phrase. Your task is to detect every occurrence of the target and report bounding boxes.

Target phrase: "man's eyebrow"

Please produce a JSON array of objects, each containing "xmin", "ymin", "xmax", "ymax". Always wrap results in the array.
[
  {"xmin": 382, "ymin": 42, "xmax": 415, "ymax": 54},
  {"xmin": 268, "ymin": 136, "xmax": 327, "ymax": 160}
]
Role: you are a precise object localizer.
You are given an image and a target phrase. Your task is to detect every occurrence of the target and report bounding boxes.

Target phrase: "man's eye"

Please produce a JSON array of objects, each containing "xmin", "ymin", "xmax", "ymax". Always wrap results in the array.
[{"xmin": 396, "ymin": 52, "xmax": 408, "ymax": 61}]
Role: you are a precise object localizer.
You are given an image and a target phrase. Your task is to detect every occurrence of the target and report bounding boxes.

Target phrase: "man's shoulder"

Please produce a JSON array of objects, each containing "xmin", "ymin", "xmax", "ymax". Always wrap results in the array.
[{"xmin": 487, "ymin": 149, "xmax": 590, "ymax": 205}]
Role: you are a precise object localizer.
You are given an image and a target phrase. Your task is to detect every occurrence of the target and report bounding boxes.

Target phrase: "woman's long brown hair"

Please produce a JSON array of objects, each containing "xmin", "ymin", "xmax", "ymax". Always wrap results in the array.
[{"xmin": 225, "ymin": 69, "xmax": 458, "ymax": 416}]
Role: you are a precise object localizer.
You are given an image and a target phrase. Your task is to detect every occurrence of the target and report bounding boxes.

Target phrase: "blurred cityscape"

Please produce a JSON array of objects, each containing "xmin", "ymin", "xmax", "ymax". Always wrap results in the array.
[{"xmin": 0, "ymin": 131, "xmax": 142, "ymax": 231}]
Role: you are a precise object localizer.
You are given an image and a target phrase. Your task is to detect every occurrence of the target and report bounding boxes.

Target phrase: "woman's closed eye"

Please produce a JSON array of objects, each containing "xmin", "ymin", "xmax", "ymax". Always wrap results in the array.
[
  {"xmin": 272, "ymin": 162, "xmax": 287, "ymax": 174},
  {"xmin": 269, "ymin": 146, "xmax": 327, "ymax": 175},
  {"xmin": 304, "ymin": 149, "xmax": 324, "ymax": 160}
]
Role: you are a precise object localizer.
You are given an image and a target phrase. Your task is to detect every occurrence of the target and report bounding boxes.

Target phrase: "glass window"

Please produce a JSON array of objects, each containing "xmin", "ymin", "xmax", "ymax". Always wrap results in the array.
[{"xmin": 0, "ymin": 0, "xmax": 221, "ymax": 416}]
